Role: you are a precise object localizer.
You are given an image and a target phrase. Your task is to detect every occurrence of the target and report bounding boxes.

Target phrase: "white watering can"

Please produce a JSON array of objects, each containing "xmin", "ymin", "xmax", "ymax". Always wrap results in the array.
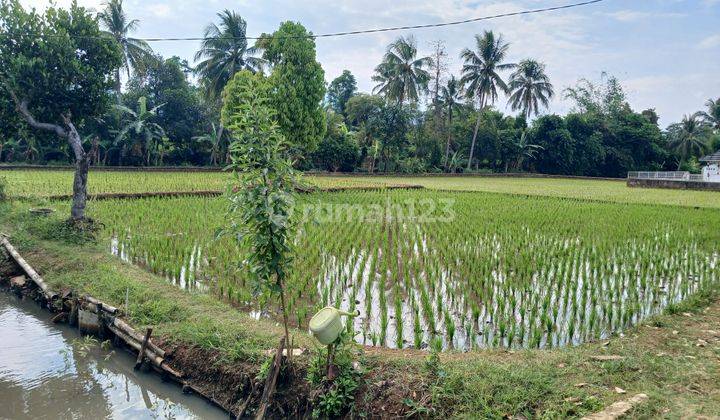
[{"xmin": 309, "ymin": 306, "xmax": 358, "ymax": 345}]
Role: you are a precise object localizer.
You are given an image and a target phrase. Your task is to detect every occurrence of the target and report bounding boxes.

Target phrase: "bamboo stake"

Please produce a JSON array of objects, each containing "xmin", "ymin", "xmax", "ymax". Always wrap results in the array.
[
  {"xmin": 135, "ymin": 327, "xmax": 153, "ymax": 370},
  {"xmin": 107, "ymin": 324, "xmax": 165, "ymax": 367},
  {"xmin": 255, "ymin": 337, "xmax": 285, "ymax": 420},
  {"xmin": 113, "ymin": 318, "xmax": 166, "ymax": 358},
  {"xmin": 1, "ymin": 236, "xmax": 58, "ymax": 300},
  {"xmin": 83, "ymin": 295, "xmax": 119, "ymax": 314}
]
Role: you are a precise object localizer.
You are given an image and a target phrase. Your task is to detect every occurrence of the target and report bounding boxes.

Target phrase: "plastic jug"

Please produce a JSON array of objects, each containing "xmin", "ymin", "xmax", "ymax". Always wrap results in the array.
[{"xmin": 309, "ymin": 306, "xmax": 358, "ymax": 345}]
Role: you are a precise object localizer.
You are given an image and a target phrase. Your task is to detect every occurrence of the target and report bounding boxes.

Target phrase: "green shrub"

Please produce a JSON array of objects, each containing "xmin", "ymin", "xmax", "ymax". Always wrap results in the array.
[{"xmin": 308, "ymin": 330, "xmax": 363, "ymax": 418}]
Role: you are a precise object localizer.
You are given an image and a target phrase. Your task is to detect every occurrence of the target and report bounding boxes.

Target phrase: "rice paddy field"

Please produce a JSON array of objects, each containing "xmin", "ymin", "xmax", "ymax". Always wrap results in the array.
[
  {"xmin": 5, "ymin": 168, "xmax": 720, "ymax": 352},
  {"xmin": 2, "ymin": 168, "xmax": 720, "ymax": 208},
  {"xmin": 0, "ymin": 169, "xmax": 386, "ymax": 197},
  {"xmin": 83, "ymin": 190, "xmax": 718, "ymax": 351}
]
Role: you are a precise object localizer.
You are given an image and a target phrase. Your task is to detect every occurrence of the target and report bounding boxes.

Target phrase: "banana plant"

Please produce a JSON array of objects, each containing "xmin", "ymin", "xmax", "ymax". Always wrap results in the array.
[
  {"xmin": 192, "ymin": 123, "xmax": 224, "ymax": 166},
  {"xmin": 115, "ymin": 97, "xmax": 166, "ymax": 166}
]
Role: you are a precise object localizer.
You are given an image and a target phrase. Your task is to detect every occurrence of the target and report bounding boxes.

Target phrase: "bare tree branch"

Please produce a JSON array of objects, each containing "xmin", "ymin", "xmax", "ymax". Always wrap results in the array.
[
  {"xmin": 7, "ymin": 89, "xmax": 69, "ymax": 138},
  {"xmin": 61, "ymin": 113, "xmax": 86, "ymax": 160}
]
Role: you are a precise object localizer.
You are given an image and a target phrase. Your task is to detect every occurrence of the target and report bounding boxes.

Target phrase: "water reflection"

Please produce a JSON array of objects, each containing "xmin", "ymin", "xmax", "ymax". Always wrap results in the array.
[{"xmin": 0, "ymin": 293, "xmax": 226, "ymax": 419}]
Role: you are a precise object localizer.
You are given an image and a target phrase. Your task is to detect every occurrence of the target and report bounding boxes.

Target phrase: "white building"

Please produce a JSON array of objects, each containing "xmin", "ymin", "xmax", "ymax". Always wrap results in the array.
[{"xmin": 700, "ymin": 151, "xmax": 720, "ymax": 183}]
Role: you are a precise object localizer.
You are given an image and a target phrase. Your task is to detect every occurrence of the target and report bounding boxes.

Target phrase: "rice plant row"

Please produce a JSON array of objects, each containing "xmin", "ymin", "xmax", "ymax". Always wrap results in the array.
[
  {"xmin": 0, "ymin": 169, "xmax": 385, "ymax": 198},
  {"xmin": 87, "ymin": 189, "xmax": 720, "ymax": 351}
]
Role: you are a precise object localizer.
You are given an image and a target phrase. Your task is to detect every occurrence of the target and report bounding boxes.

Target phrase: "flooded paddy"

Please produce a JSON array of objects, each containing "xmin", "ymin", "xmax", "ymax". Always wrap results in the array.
[
  {"xmin": 88, "ymin": 190, "xmax": 720, "ymax": 351},
  {"xmin": 0, "ymin": 293, "xmax": 226, "ymax": 419}
]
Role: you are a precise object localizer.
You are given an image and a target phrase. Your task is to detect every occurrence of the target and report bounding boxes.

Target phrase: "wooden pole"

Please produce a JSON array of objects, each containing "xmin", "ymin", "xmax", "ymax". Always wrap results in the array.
[
  {"xmin": 255, "ymin": 337, "xmax": 285, "ymax": 420},
  {"xmin": 107, "ymin": 324, "xmax": 164, "ymax": 367},
  {"xmin": 83, "ymin": 295, "xmax": 119, "ymax": 314},
  {"xmin": 113, "ymin": 318, "xmax": 165, "ymax": 357},
  {"xmin": 135, "ymin": 327, "xmax": 153, "ymax": 370}
]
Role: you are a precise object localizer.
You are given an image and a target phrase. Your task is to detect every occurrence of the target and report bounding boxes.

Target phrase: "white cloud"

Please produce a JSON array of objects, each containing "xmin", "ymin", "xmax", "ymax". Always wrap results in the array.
[
  {"xmin": 147, "ymin": 3, "xmax": 172, "ymax": 19},
  {"xmin": 19, "ymin": 0, "xmax": 104, "ymax": 12},
  {"xmin": 698, "ymin": 34, "xmax": 720, "ymax": 49},
  {"xmin": 603, "ymin": 10, "xmax": 685, "ymax": 22}
]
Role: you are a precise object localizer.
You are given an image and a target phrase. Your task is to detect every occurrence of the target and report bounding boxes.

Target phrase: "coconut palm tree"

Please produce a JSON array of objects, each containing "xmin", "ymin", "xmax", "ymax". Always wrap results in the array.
[
  {"xmin": 460, "ymin": 31, "xmax": 515, "ymax": 170},
  {"xmin": 115, "ymin": 97, "xmax": 166, "ymax": 166},
  {"xmin": 372, "ymin": 36, "xmax": 432, "ymax": 105},
  {"xmin": 699, "ymin": 98, "xmax": 720, "ymax": 131},
  {"xmin": 507, "ymin": 59, "xmax": 554, "ymax": 119},
  {"xmin": 667, "ymin": 113, "xmax": 712, "ymax": 166},
  {"xmin": 99, "ymin": 0, "xmax": 154, "ymax": 102},
  {"xmin": 439, "ymin": 76, "xmax": 463, "ymax": 170},
  {"xmin": 194, "ymin": 10, "xmax": 263, "ymax": 99}
]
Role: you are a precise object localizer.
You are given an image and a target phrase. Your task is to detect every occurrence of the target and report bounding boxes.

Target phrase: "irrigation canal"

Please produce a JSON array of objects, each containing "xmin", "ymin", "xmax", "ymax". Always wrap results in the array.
[{"xmin": 0, "ymin": 292, "xmax": 226, "ymax": 419}]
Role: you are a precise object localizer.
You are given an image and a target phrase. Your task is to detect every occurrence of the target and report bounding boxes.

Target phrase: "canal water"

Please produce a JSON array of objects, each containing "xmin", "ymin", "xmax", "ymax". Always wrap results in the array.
[{"xmin": 0, "ymin": 293, "xmax": 227, "ymax": 419}]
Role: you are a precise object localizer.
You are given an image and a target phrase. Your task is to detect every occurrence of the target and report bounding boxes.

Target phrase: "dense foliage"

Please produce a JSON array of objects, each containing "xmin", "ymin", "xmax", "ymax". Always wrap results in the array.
[
  {"xmin": 0, "ymin": 1, "xmax": 121, "ymax": 133},
  {"xmin": 258, "ymin": 22, "xmax": 326, "ymax": 164},
  {"xmin": 0, "ymin": 3, "xmax": 717, "ymax": 177}
]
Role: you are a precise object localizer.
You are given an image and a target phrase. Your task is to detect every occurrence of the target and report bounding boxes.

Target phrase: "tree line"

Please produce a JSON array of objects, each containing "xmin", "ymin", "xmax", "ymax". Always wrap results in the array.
[{"xmin": 1, "ymin": 0, "xmax": 719, "ymax": 180}]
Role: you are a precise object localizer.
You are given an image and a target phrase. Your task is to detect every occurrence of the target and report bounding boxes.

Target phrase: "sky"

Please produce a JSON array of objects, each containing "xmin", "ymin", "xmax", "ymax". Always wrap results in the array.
[{"xmin": 19, "ymin": 0, "xmax": 720, "ymax": 127}]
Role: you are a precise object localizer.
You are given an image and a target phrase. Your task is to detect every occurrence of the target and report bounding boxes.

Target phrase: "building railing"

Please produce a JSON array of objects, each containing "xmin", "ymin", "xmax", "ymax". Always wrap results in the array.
[
  {"xmin": 627, "ymin": 171, "xmax": 710, "ymax": 182},
  {"xmin": 627, "ymin": 171, "xmax": 691, "ymax": 180}
]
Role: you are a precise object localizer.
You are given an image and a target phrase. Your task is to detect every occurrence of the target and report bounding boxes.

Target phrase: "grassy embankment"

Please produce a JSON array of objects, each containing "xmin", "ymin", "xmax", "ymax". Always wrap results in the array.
[{"xmin": 1, "ymin": 192, "xmax": 719, "ymax": 417}]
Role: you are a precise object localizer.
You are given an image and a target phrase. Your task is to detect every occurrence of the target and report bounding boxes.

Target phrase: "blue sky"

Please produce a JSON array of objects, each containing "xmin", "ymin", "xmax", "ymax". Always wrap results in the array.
[{"xmin": 22, "ymin": 0, "xmax": 720, "ymax": 127}]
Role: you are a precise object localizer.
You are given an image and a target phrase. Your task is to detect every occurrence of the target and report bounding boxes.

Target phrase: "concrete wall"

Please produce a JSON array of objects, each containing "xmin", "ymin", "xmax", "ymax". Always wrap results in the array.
[
  {"xmin": 703, "ymin": 164, "xmax": 720, "ymax": 182},
  {"xmin": 627, "ymin": 178, "xmax": 720, "ymax": 192}
]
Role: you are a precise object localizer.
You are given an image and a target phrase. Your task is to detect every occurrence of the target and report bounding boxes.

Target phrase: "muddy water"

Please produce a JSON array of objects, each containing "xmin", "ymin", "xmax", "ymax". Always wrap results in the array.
[{"xmin": 0, "ymin": 293, "xmax": 226, "ymax": 420}]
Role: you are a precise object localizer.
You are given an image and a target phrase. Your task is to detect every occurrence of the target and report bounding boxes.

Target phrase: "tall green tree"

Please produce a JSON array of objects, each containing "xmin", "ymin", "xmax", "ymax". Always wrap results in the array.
[
  {"xmin": 667, "ymin": 113, "xmax": 712, "ymax": 166},
  {"xmin": 194, "ymin": 10, "xmax": 263, "ymax": 100},
  {"xmin": 460, "ymin": 31, "xmax": 515, "ymax": 170},
  {"xmin": 221, "ymin": 70, "xmax": 298, "ymax": 358},
  {"xmin": 99, "ymin": 0, "xmax": 153, "ymax": 102},
  {"xmin": 345, "ymin": 93, "xmax": 384, "ymax": 170},
  {"xmin": 372, "ymin": 36, "xmax": 431, "ymax": 105},
  {"xmin": 0, "ymin": 0, "xmax": 121, "ymax": 220},
  {"xmin": 258, "ymin": 21, "xmax": 326, "ymax": 163},
  {"xmin": 564, "ymin": 73, "xmax": 627, "ymax": 116},
  {"xmin": 326, "ymin": 70, "xmax": 357, "ymax": 116},
  {"xmin": 507, "ymin": 59, "xmax": 554, "ymax": 119},
  {"xmin": 312, "ymin": 110, "xmax": 360, "ymax": 172},
  {"xmin": 124, "ymin": 55, "xmax": 207, "ymax": 165},
  {"xmin": 439, "ymin": 76, "xmax": 463, "ymax": 169},
  {"xmin": 699, "ymin": 98, "xmax": 720, "ymax": 132}
]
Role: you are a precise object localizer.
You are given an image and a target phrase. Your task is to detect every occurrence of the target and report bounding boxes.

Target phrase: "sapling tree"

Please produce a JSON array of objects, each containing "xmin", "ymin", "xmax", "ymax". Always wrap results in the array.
[
  {"xmin": 0, "ymin": 0, "xmax": 121, "ymax": 221},
  {"xmin": 221, "ymin": 70, "xmax": 298, "ymax": 353}
]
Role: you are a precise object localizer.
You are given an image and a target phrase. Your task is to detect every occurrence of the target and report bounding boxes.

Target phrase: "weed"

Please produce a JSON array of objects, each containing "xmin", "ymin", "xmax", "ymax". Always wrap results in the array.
[{"xmin": 308, "ymin": 330, "xmax": 363, "ymax": 418}]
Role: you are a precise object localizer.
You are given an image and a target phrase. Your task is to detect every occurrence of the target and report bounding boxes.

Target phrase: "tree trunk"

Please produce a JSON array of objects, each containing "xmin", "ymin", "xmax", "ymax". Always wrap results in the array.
[
  {"xmin": 444, "ymin": 110, "xmax": 452, "ymax": 171},
  {"xmin": 467, "ymin": 113, "xmax": 482, "ymax": 171},
  {"xmin": 115, "ymin": 68, "xmax": 122, "ymax": 104},
  {"xmin": 467, "ymin": 95, "xmax": 485, "ymax": 171},
  {"xmin": 67, "ymin": 124, "xmax": 89, "ymax": 221},
  {"xmin": 10, "ymin": 93, "xmax": 89, "ymax": 220}
]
